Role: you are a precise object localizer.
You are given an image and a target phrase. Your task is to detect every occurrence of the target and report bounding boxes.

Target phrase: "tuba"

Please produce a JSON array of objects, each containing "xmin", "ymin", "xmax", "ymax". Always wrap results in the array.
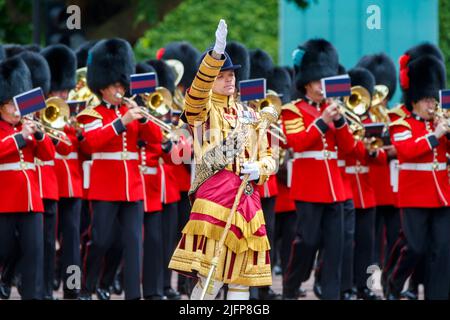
[
  {"xmin": 68, "ymin": 67, "xmax": 100, "ymax": 108},
  {"xmin": 250, "ymin": 90, "xmax": 287, "ymax": 144},
  {"xmin": 370, "ymin": 84, "xmax": 390, "ymax": 124}
]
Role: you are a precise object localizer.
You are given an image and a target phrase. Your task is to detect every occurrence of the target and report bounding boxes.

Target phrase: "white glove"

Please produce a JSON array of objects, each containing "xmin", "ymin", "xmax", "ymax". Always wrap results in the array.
[
  {"xmin": 213, "ymin": 19, "xmax": 227, "ymax": 55},
  {"xmin": 240, "ymin": 161, "xmax": 260, "ymax": 181}
]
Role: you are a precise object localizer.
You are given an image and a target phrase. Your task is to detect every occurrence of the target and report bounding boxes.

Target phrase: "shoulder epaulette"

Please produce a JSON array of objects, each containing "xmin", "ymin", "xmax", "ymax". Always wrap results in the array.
[
  {"xmin": 281, "ymin": 100, "xmax": 303, "ymax": 117},
  {"xmin": 387, "ymin": 104, "xmax": 407, "ymax": 119},
  {"xmin": 389, "ymin": 118, "xmax": 411, "ymax": 130},
  {"xmin": 76, "ymin": 107, "xmax": 103, "ymax": 121}
]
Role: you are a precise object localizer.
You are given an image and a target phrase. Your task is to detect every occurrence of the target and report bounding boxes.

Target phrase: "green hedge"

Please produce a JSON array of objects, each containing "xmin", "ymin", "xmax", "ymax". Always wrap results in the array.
[
  {"xmin": 440, "ymin": 0, "xmax": 450, "ymax": 85},
  {"xmin": 134, "ymin": 0, "xmax": 278, "ymax": 62}
]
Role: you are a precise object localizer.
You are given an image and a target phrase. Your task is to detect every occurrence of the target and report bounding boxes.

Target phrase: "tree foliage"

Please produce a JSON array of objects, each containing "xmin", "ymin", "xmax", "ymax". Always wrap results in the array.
[
  {"xmin": 439, "ymin": 0, "xmax": 450, "ymax": 85},
  {"xmin": 134, "ymin": 0, "xmax": 278, "ymax": 62}
]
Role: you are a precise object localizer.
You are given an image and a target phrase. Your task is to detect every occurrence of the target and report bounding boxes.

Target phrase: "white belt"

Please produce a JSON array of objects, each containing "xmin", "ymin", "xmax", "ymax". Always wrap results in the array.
[
  {"xmin": 399, "ymin": 162, "xmax": 447, "ymax": 171},
  {"xmin": 338, "ymin": 160, "xmax": 346, "ymax": 168},
  {"xmin": 55, "ymin": 152, "xmax": 78, "ymax": 160},
  {"xmin": 294, "ymin": 151, "xmax": 338, "ymax": 160},
  {"xmin": 35, "ymin": 159, "xmax": 55, "ymax": 166},
  {"xmin": 0, "ymin": 162, "xmax": 36, "ymax": 171},
  {"xmin": 92, "ymin": 152, "xmax": 139, "ymax": 161},
  {"xmin": 140, "ymin": 166, "xmax": 157, "ymax": 175},
  {"xmin": 345, "ymin": 166, "xmax": 369, "ymax": 174}
]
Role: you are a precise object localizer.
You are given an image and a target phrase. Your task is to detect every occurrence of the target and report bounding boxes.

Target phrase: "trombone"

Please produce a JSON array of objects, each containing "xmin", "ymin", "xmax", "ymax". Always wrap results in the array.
[
  {"xmin": 22, "ymin": 97, "xmax": 72, "ymax": 145},
  {"xmin": 115, "ymin": 91, "xmax": 176, "ymax": 139}
]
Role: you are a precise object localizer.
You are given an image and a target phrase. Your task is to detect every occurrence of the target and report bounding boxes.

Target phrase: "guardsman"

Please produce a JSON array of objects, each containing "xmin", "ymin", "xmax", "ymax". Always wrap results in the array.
[
  {"xmin": 356, "ymin": 53, "xmax": 400, "ymax": 269},
  {"xmin": 77, "ymin": 38, "xmax": 158, "ymax": 300},
  {"xmin": 281, "ymin": 39, "xmax": 356, "ymax": 300},
  {"xmin": 42, "ymin": 44, "xmax": 81, "ymax": 299},
  {"xmin": 344, "ymin": 67, "xmax": 383, "ymax": 300},
  {"xmin": 386, "ymin": 49, "xmax": 450, "ymax": 300},
  {"xmin": 0, "ymin": 57, "xmax": 55, "ymax": 299},
  {"xmin": 146, "ymin": 59, "xmax": 183, "ymax": 300},
  {"xmin": 381, "ymin": 43, "xmax": 447, "ymax": 298}
]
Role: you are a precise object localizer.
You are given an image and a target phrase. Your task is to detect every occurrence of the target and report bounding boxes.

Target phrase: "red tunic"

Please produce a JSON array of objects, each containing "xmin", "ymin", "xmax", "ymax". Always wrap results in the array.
[
  {"xmin": 54, "ymin": 125, "xmax": 83, "ymax": 198},
  {"xmin": 390, "ymin": 113, "xmax": 450, "ymax": 207},
  {"xmin": 281, "ymin": 100, "xmax": 356, "ymax": 203},
  {"xmin": 79, "ymin": 103, "xmax": 160, "ymax": 201},
  {"xmin": 0, "ymin": 121, "xmax": 55, "ymax": 212}
]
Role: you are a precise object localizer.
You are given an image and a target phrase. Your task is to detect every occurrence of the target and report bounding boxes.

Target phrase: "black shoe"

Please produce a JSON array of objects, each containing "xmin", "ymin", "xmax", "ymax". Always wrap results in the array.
[
  {"xmin": 273, "ymin": 265, "xmax": 282, "ymax": 276},
  {"xmin": 259, "ymin": 287, "xmax": 282, "ymax": 300},
  {"xmin": 357, "ymin": 287, "xmax": 381, "ymax": 300},
  {"xmin": 298, "ymin": 287, "xmax": 307, "ymax": 298},
  {"xmin": 112, "ymin": 276, "xmax": 123, "ymax": 296},
  {"xmin": 282, "ymin": 288, "xmax": 298, "ymax": 300},
  {"xmin": 53, "ymin": 277, "xmax": 61, "ymax": 291},
  {"xmin": 63, "ymin": 290, "xmax": 79, "ymax": 300},
  {"xmin": 144, "ymin": 295, "xmax": 167, "ymax": 300},
  {"xmin": 96, "ymin": 288, "xmax": 111, "ymax": 301},
  {"xmin": 385, "ymin": 280, "xmax": 401, "ymax": 300},
  {"xmin": 313, "ymin": 282, "xmax": 322, "ymax": 299},
  {"xmin": 341, "ymin": 290, "xmax": 355, "ymax": 300},
  {"xmin": 0, "ymin": 282, "xmax": 11, "ymax": 300},
  {"xmin": 401, "ymin": 289, "xmax": 418, "ymax": 300},
  {"xmin": 164, "ymin": 287, "xmax": 181, "ymax": 300},
  {"xmin": 78, "ymin": 292, "xmax": 92, "ymax": 300}
]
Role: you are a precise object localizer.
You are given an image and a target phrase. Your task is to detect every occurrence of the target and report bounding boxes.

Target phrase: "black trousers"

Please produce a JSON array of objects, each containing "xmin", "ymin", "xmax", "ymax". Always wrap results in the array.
[
  {"xmin": 161, "ymin": 202, "xmax": 178, "ymax": 290},
  {"xmin": 261, "ymin": 197, "xmax": 276, "ymax": 266},
  {"xmin": 0, "ymin": 213, "xmax": 43, "ymax": 300},
  {"xmin": 341, "ymin": 200, "xmax": 356, "ymax": 292},
  {"xmin": 176, "ymin": 192, "xmax": 193, "ymax": 294},
  {"xmin": 314, "ymin": 200, "xmax": 355, "ymax": 293},
  {"xmin": 283, "ymin": 201, "xmax": 344, "ymax": 299},
  {"xmin": 99, "ymin": 220, "xmax": 123, "ymax": 291},
  {"xmin": 82, "ymin": 200, "xmax": 143, "ymax": 300},
  {"xmin": 143, "ymin": 211, "xmax": 164, "ymax": 298},
  {"xmin": 374, "ymin": 205, "xmax": 401, "ymax": 267},
  {"xmin": 58, "ymin": 198, "xmax": 81, "ymax": 293},
  {"xmin": 43, "ymin": 200, "xmax": 57, "ymax": 297},
  {"xmin": 275, "ymin": 210, "xmax": 299, "ymax": 276},
  {"xmin": 353, "ymin": 207, "xmax": 376, "ymax": 289},
  {"xmin": 389, "ymin": 207, "xmax": 450, "ymax": 299}
]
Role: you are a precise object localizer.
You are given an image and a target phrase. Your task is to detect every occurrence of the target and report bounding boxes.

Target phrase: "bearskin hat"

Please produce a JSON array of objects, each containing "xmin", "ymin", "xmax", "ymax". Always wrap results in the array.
[
  {"xmin": 76, "ymin": 40, "xmax": 98, "ymax": 69},
  {"xmin": 357, "ymin": 53, "xmax": 397, "ymax": 101},
  {"xmin": 267, "ymin": 66, "xmax": 292, "ymax": 104},
  {"xmin": 87, "ymin": 38, "xmax": 135, "ymax": 96},
  {"xmin": 249, "ymin": 49, "xmax": 274, "ymax": 79},
  {"xmin": 159, "ymin": 41, "xmax": 200, "ymax": 90},
  {"xmin": 145, "ymin": 59, "xmax": 176, "ymax": 94},
  {"xmin": 41, "ymin": 44, "xmax": 77, "ymax": 92},
  {"xmin": 18, "ymin": 51, "xmax": 51, "ymax": 96},
  {"xmin": 348, "ymin": 67, "xmax": 375, "ymax": 96},
  {"xmin": 0, "ymin": 57, "xmax": 32, "ymax": 103},
  {"xmin": 293, "ymin": 39, "xmax": 339, "ymax": 95}
]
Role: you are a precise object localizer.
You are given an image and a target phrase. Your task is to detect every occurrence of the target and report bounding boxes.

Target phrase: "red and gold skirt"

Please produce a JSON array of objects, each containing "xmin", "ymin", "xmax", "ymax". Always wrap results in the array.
[{"xmin": 169, "ymin": 169, "xmax": 272, "ymax": 286}]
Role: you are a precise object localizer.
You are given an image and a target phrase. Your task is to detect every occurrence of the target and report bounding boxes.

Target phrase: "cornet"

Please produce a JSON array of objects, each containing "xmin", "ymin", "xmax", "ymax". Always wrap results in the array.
[
  {"xmin": 114, "ymin": 92, "xmax": 176, "ymax": 139},
  {"xmin": 22, "ymin": 97, "xmax": 72, "ymax": 145}
]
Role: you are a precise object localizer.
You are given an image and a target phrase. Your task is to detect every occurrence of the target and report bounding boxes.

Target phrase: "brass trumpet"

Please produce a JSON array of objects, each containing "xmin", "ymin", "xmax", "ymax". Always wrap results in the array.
[
  {"xmin": 250, "ymin": 90, "xmax": 287, "ymax": 144},
  {"xmin": 115, "ymin": 92, "xmax": 175, "ymax": 137},
  {"xmin": 22, "ymin": 97, "xmax": 72, "ymax": 145}
]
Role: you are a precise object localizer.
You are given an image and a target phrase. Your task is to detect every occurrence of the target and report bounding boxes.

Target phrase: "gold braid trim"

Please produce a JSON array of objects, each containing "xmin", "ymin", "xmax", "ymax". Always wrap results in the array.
[{"xmin": 190, "ymin": 198, "xmax": 268, "ymax": 241}]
